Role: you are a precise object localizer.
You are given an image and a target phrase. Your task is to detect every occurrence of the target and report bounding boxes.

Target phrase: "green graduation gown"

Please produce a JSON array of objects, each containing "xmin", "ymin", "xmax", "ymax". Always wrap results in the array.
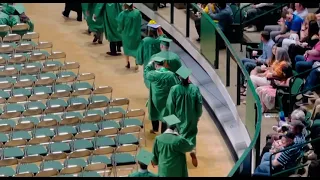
[
  {"xmin": 2, "ymin": 3, "xmax": 34, "ymax": 32},
  {"xmin": 0, "ymin": 12, "xmax": 9, "ymax": 25},
  {"xmin": 91, "ymin": 3, "xmax": 105, "ymax": 33},
  {"xmin": 128, "ymin": 170, "xmax": 158, "ymax": 177},
  {"xmin": 151, "ymin": 50, "xmax": 182, "ymax": 73},
  {"xmin": 136, "ymin": 36, "xmax": 163, "ymax": 88},
  {"xmin": 103, "ymin": 3, "xmax": 122, "ymax": 42},
  {"xmin": 152, "ymin": 130, "xmax": 194, "ymax": 177},
  {"xmin": 164, "ymin": 84, "xmax": 203, "ymax": 146},
  {"xmin": 81, "ymin": 3, "xmax": 90, "ymax": 27},
  {"xmin": 145, "ymin": 64, "xmax": 179, "ymax": 121},
  {"xmin": 117, "ymin": 8, "xmax": 142, "ymax": 57}
]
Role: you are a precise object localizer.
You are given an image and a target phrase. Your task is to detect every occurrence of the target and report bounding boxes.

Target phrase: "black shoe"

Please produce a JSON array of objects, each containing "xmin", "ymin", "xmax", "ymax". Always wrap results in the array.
[
  {"xmin": 62, "ymin": 11, "xmax": 69, "ymax": 18},
  {"xmin": 93, "ymin": 35, "xmax": 98, "ymax": 43},
  {"xmin": 77, "ymin": 18, "xmax": 82, "ymax": 22},
  {"xmin": 98, "ymin": 41, "xmax": 103, "ymax": 44},
  {"xmin": 88, "ymin": 30, "xmax": 91, "ymax": 35},
  {"xmin": 106, "ymin": 52, "xmax": 121, "ymax": 56},
  {"xmin": 196, "ymin": 38, "xmax": 200, "ymax": 42},
  {"xmin": 125, "ymin": 62, "xmax": 130, "ymax": 69},
  {"xmin": 117, "ymin": 47, "xmax": 121, "ymax": 52}
]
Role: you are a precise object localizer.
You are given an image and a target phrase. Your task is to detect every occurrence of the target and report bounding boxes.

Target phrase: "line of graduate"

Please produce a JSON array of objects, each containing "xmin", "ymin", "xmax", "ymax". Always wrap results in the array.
[
  {"xmin": 0, "ymin": 3, "xmax": 34, "ymax": 32},
  {"xmin": 81, "ymin": 3, "xmax": 203, "ymax": 177}
]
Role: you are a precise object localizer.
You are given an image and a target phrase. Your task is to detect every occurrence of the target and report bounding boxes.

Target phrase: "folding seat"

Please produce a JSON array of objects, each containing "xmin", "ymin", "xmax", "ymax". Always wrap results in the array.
[
  {"xmin": 14, "ymin": 74, "xmax": 37, "ymax": 89},
  {"xmin": 0, "ymin": 90, "xmax": 10, "ymax": 104},
  {"xmin": 34, "ymin": 42, "xmax": 53, "ymax": 54},
  {"xmin": 61, "ymin": 61, "xmax": 80, "ymax": 75},
  {"xmin": 66, "ymin": 96, "xmax": 88, "ymax": 112},
  {"xmin": 0, "ymin": 132, "xmax": 9, "ymax": 144},
  {"xmin": 11, "ymin": 121, "xmax": 35, "ymax": 141},
  {"xmin": 111, "ymin": 144, "xmax": 138, "ymax": 177},
  {"xmin": 49, "ymin": 141, "xmax": 71, "ymax": 154},
  {"xmin": 66, "ymin": 151, "xmax": 90, "ymax": 168},
  {"xmin": 35, "ymin": 169, "xmax": 59, "ymax": 177},
  {"xmin": 60, "ymin": 111, "xmax": 82, "ymax": 126},
  {"xmin": 3, "ymin": 139, "xmax": 27, "ymax": 159},
  {"xmin": 40, "ymin": 160, "xmax": 64, "ymax": 171},
  {"xmin": 42, "ymin": 59, "xmax": 63, "ymax": 73},
  {"xmin": 0, "ymin": 166, "xmax": 16, "ymax": 177},
  {"xmin": 78, "ymin": 123, "xmax": 99, "ymax": 135},
  {"xmin": 20, "ymin": 116, "xmax": 40, "ymax": 126},
  {"xmin": 106, "ymin": 98, "xmax": 129, "ymax": 115},
  {"xmin": 21, "ymin": 62, "xmax": 42, "ymax": 75},
  {"xmin": 28, "ymin": 51, "xmax": 47, "ymax": 62},
  {"xmin": 51, "ymin": 83, "xmax": 71, "ymax": 99},
  {"xmin": 0, "ymin": 43, "xmax": 15, "ymax": 56},
  {"xmin": 122, "ymin": 109, "xmax": 146, "ymax": 145},
  {"xmin": 0, "ymin": 119, "xmax": 15, "ymax": 133},
  {"xmin": 56, "ymin": 71, "xmax": 76, "ymax": 84},
  {"xmin": 72, "ymin": 139, "xmax": 94, "ymax": 151},
  {"xmin": 47, "ymin": 51, "xmax": 66, "ymax": 63},
  {"xmin": 85, "ymin": 161, "xmax": 111, "ymax": 177},
  {"xmin": 0, "ymin": 54, "xmax": 9, "ymax": 66},
  {"xmin": 116, "ymin": 126, "xmax": 141, "ymax": 146},
  {"xmin": 0, "ymin": 25, "xmax": 11, "ymax": 39},
  {"xmin": 25, "ymin": 144, "xmax": 48, "ymax": 156},
  {"xmin": 42, "ymin": 114, "xmax": 62, "ymax": 124},
  {"xmin": 7, "ymin": 88, "xmax": 31, "ymax": 103},
  {"xmin": 2, "ymin": 33, "xmax": 21, "ymax": 43},
  {"xmin": 15, "ymin": 43, "xmax": 34, "ymax": 53},
  {"xmin": 29, "ymin": 86, "xmax": 52, "ymax": 101},
  {"xmin": 11, "ymin": 23, "xmax": 30, "ymax": 37},
  {"xmin": 28, "ymin": 136, "xmax": 51, "ymax": 146},
  {"xmin": 80, "ymin": 171, "xmax": 102, "ymax": 177},
  {"xmin": 1, "ymin": 103, "xmax": 25, "ymax": 119},
  {"xmin": 23, "ymin": 101, "xmax": 46, "ymax": 116},
  {"xmin": 71, "ymin": 73, "xmax": 95, "ymax": 96},
  {"xmin": 33, "ymin": 128, "xmax": 55, "ymax": 139},
  {"xmin": 8, "ymin": 53, "xmax": 28, "ymax": 64},
  {"xmin": 101, "ymin": 111, "xmax": 122, "ymax": 131},
  {"xmin": 0, "ymin": 65, "xmax": 20, "ymax": 79},
  {"xmin": 88, "ymin": 86, "xmax": 113, "ymax": 109},
  {"xmin": 21, "ymin": 32, "xmax": 40, "ymax": 45},
  {"xmin": 45, "ymin": 98, "xmax": 67, "ymax": 114},
  {"xmin": 0, "ymin": 77, "xmax": 15, "ymax": 91},
  {"xmin": 35, "ymin": 72, "xmax": 56, "ymax": 87},
  {"xmin": 16, "ymin": 155, "xmax": 43, "ymax": 175}
]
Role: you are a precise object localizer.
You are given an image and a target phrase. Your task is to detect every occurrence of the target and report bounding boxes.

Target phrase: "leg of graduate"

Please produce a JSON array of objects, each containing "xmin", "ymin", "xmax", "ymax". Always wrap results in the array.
[
  {"xmin": 76, "ymin": 10, "xmax": 82, "ymax": 22},
  {"xmin": 98, "ymin": 32, "xmax": 103, "ymax": 44},
  {"xmin": 62, "ymin": 3, "xmax": 71, "ymax": 18},
  {"xmin": 116, "ymin": 41, "xmax": 122, "ymax": 52},
  {"xmin": 151, "ymin": 121, "xmax": 159, "ymax": 133},
  {"xmin": 160, "ymin": 121, "xmax": 167, "ymax": 134},
  {"xmin": 107, "ymin": 42, "xmax": 120, "ymax": 56}
]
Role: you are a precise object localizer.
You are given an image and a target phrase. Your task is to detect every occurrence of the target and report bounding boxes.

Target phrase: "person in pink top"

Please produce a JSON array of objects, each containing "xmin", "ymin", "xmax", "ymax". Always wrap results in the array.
[{"xmin": 295, "ymin": 38, "xmax": 320, "ymax": 73}]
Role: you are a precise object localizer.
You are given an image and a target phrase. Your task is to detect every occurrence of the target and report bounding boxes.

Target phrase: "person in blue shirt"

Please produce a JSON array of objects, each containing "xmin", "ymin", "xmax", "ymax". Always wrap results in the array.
[
  {"xmin": 240, "ymin": 31, "xmax": 275, "ymax": 88},
  {"xmin": 275, "ymin": 9, "xmax": 304, "ymax": 43}
]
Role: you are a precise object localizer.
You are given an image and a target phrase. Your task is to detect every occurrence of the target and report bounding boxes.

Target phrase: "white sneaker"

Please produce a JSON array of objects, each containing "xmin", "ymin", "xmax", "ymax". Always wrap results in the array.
[
  {"xmin": 243, "ymin": 26, "xmax": 250, "ymax": 31},
  {"xmin": 246, "ymin": 25, "xmax": 257, "ymax": 32},
  {"xmin": 272, "ymin": 126, "xmax": 279, "ymax": 132}
]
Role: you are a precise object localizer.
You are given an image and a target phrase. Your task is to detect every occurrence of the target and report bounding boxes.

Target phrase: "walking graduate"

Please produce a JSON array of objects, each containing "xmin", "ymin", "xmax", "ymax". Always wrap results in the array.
[{"xmin": 128, "ymin": 149, "xmax": 158, "ymax": 177}]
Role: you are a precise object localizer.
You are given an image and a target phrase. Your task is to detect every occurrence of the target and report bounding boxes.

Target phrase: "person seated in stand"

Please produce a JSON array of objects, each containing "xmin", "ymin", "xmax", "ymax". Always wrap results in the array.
[
  {"xmin": 128, "ymin": 149, "xmax": 158, "ymax": 177},
  {"xmin": 254, "ymin": 132, "xmax": 302, "ymax": 176},
  {"xmin": 240, "ymin": 31, "xmax": 275, "ymax": 92},
  {"xmin": 194, "ymin": 3, "xmax": 215, "ymax": 42},
  {"xmin": 274, "ymin": 9, "xmax": 304, "ymax": 44},
  {"xmin": 243, "ymin": 3, "xmax": 274, "ymax": 32}
]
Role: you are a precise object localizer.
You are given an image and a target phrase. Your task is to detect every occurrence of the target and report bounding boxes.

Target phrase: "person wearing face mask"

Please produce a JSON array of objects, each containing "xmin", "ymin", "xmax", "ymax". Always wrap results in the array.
[
  {"xmin": 145, "ymin": 56, "xmax": 179, "ymax": 134},
  {"xmin": 150, "ymin": 37, "xmax": 182, "ymax": 74},
  {"xmin": 117, "ymin": 3, "xmax": 142, "ymax": 69},
  {"xmin": 164, "ymin": 66, "xmax": 203, "ymax": 168},
  {"xmin": 136, "ymin": 20, "xmax": 165, "ymax": 87}
]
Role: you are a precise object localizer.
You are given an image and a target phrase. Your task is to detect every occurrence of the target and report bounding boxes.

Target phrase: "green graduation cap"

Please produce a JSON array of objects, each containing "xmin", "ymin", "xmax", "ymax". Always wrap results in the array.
[
  {"xmin": 13, "ymin": 3, "xmax": 25, "ymax": 15},
  {"xmin": 136, "ymin": 148, "xmax": 154, "ymax": 165},
  {"xmin": 125, "ymin": 3, "xmax": 133, "ymax": 6},
  {"xmin": 163, "ymin": 114, "xmax": 181, "ymax": 127},
  {"xmin": 152, "ymin": 56, "xmax": 166, "ymax": 63},
  {"xmin": 176, "ymin": 66, "xmax": 192, "ymax": 79},
  {"xmin": 159, "ymin": 36, "xmax": 172, "ymax": 47}
]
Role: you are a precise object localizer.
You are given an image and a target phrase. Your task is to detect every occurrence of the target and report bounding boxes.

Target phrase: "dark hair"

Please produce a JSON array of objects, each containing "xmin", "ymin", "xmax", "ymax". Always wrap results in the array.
[
  {"xmin": 138, "ymin": 162, "xmax": 148, "ymax": 170},
  {"xmin": 154, "ymin": 61, "xmax": 164, "ymax": 66},
  {"xmin": 179, "ymin": 76, "xmax": 190, "ymax": 86},
  {"xmin": 281, "ymin": 9, "xmax": 290, "ymax": 18},
  {"xmin": 297, "ymin": 3, "xmax": 306, "ymax": 9},
  {"xmin": 148, "ymin": 28, "xmax": 157, "ymax": 38},
  {"xmin": 292, "ymin": 122, "xmax": 305, "ymax": 134},
  {"xmin": 261, "ymin": 31, "xmax": 270, "ymax": 41},
  {"xmin": 308, "ymin": 20, "xmax": 320, "ymax": 40},
  {"xmin": 216, "ymin": 3, "xmax": 226, "ymax": 9},
  {"xmin": 284, "ymin": 131, "xmax": 296, "ymax": 140},
  {"xmin": 308, "ymin": 160, "xmax": 320, "ymax": 177}
]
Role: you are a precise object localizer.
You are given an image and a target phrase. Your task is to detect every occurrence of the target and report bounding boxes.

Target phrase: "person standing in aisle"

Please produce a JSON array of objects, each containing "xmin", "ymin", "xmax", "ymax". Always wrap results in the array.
[
  {"xmin": 82, "ymin": 3, "xmax": 103, "ymax": 44},
  {"xmin": 128, "ymin": 149, "xmax": 158, "ymax": 177},
  {"xmin": 150, "ymin": 37, "xmax": 182, "ymax": 74},
  {"xmin": 152, "ymin": 115, "xmax": 194, "ymax": 177},
  {"xmin": 93, "ymin": 3, "xmax": 123, "ymax": 55},
  {"xmin": 91, "ymin": 3, "xmax": 105, "ymax": 44},
  {"xmin": 145, "ymin": 56, "xmax": 179, "ymax": 134},
  {"xmin": 117, "ymin": 3, "xmax": 142, "ymax": 69},
  {"xmin": 136, "ymin": 20, "xmax": 164, "ymax": 88},
  {"xmin": 164, "ymin": 66, "xmax": 203, "ymax": 168},
  {"xmin": 81, "ymin": 3, "xmax": 91, "ymax": 34},
  {"xmin": 62, "ymin": 2, "xmax": 83, "ymax": 22}
]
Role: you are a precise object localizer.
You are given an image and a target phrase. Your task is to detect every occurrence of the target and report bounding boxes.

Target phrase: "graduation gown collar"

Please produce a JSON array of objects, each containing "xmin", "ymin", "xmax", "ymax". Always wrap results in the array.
[
  {"xmin": 139, "ymin": 169, "xmax": 149, "ymax": 173},
  {"xmin": 163, "ymin": 129, "xmax": 179, "ymax": 135}
]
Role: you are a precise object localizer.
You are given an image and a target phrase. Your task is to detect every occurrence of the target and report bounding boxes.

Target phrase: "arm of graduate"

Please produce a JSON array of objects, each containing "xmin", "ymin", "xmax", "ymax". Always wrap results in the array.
[
  {"xmin": 195, "ymin": 87, "xmax": 203, "ymax": 119},
  {"xmin": 93, "ymin": 3, "xmax": 105, "ymax": 18},
  {"xmin": 145, "ymin": 62, "xmax": 157, "ymax": 82},
  {"xmin": 152, "ymin": 138, "xmax": 159, "ymax": 165},
  {"xmin": 163, "ymin": 87, "xmax": 176, "ymax": 117},
  {"xmin": 135, "ymin": 41, "xmax": 145, "ymax": 65},
  {"xmin": 176, "ymin": 136, "xmax": 195, "ymax": 153}
]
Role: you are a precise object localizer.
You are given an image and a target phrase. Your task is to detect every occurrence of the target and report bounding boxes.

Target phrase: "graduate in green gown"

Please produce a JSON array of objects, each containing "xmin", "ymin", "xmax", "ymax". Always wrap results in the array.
[
  {"xmin": 145, "ymin": 56, "xmax": 179, "ymax": 134},
  {"xmin": 103, "ymin": 3, "xmax": 123, "ymax": 56},
  {"xmin": 152, "ymin": 115, "xmax": 194, "ymax": 177},
  {"xmin": 91, "ymin": 3, "xmax": 105, "ymax": 44},
  {"xmin": 164, "ymin": 66, "xmax": 203, "ymax": 168},
  {"xmin": 117, "ymin": 3, "xmax": 142, "ymax": 70},
  {"xmin": 0, "ymin": 11, "xmax": 9, "ymax": 25},
  {"xmin": 151, "ymin": 37, "xmax": 182, "ymax": 73},
  {"xmin": 136, "ymin": 20, "xmax": 164, "ymax": 88},
  {"xmin": 81, "ymin": 3, "xmax": 91, "ymax": 34},
  {"xmin": 128, "ymin": 149, "xmax": 158, "ymax": 177}
]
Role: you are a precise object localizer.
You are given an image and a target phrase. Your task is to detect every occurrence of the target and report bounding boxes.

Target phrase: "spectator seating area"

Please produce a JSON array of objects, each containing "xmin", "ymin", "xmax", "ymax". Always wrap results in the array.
[{"xmin": 0, "ymin": 24, "xmax": 146, "ymax": 177}]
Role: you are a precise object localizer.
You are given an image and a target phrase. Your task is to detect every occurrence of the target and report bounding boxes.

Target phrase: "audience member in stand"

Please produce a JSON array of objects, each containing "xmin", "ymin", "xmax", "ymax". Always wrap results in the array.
[
  {"xmin": 117, "ymin": 3, "xmax": 142, "ymax": 69},
  {"xmin": 240, "ymin": 31, "xmax": 275, "ymax": 91},
  {"xmin": 164, "ymin": 66, "xmax": 203, "ymax": 167},
  {"xmin": 145, "ymin": 57, "xmax": 179, "ymax": 134},
  {"xmin": 243, "ymin": 3, "xmax": 274, "ymax": 32}
]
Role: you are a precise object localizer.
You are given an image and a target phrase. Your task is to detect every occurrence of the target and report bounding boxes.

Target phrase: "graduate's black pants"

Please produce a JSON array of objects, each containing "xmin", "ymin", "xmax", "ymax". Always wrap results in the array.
[
  {"xmin": 151, "ymin": 121, "xmax": 167, "ymax": 133},
  {"xmin": 109, "ymin": 41, "xmax": 122, "ymax": 53},
  {"xmin": 63, "ymin": 3, "xmax": 82, "ymax": 21}
]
